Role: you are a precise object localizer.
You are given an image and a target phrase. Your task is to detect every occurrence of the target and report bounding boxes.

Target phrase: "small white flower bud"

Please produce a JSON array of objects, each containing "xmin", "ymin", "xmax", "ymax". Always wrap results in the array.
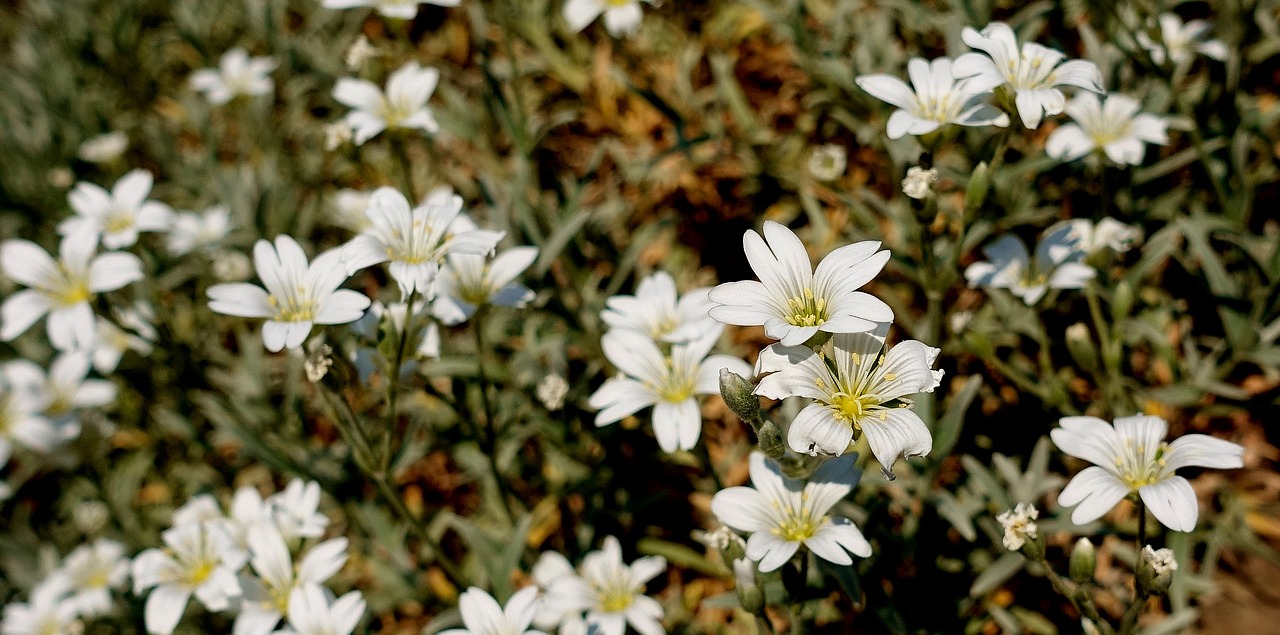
[
  {"xmin": 536, "ymin": 374, "xmax": 569, "ymax": 411},
  {"xmin": 344, "ymin": 35, "xmax": 378, "ymax": 70},
  {"xmin": 807, "ymin": 144, "xmax": 847, "ymax": 182},
  {"xmin": 902, "ymin": 166, "xmax": 938, "ymax": 200},
  {"xmin": 996, "ymin": 502, "xmax": 1039, "ymax": 551}
]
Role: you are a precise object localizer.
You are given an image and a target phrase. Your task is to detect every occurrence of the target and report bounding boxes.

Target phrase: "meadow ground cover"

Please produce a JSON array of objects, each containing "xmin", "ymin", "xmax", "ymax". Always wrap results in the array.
[{"xmin": 1, "ymin": 0, "xmax": 1279, "ymax": 633}]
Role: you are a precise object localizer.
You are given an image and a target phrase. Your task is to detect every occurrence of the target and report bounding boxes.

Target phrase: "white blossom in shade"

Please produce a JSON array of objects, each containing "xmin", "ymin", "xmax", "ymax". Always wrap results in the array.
[
  {"xmin": 77, "ymin": 131, "xmax": 128, "ymax": 164},
  {"xmin": 234, "ymin": 524, "xmax": 349, "ymax": 635},
  {"xmin": 952, "ymin": 22, "xmax": 1105, "ymax": 129},
  {"xmin": 332, "ymin": 62, "xmax": 440, "ymax": 145},
  {"xmin": 563, "ymin": 0, "xmax": 648, "ymax": 38},
  {"xmin": 0, "ymin": 365, "xmax": 57, "ymax": 468},
  {"xmin": 1141, "ymin": 545, "xmax": 1177, "ymax": 575},
  {"xmin": 431, "ymin": 245, "xmax": 539, "ymax": 325},
  {"xmin": 131, "ymin": 523, "xmax": 246, "ymax": 635},
  {"xmin": 322, "ymin": 0, "xmax": 460, "ymax": 19},
  {"xmin": 329, "ymin": 189, "xmax": 372, "ymax": 233},
  {"xmin": 278, "ymin": 585, "xmax": 365, "ymax": 635},
  {"xmin": 995, "ymin": 503, "xmax": 1039, "ymax": 551},
  {"xmin": 1137, "ymin": 14, "xmax": 1228, "ymax": 65},
  {"xmin": 856, "ymin": 57, "xmax": 1009, "ymax": 139},
  {"xmin": 207, "ymin": 235, "xmax": 371, "ymax": 352},
  {"xmin": 807, "ymin": 144, "xmax": 847, "ymax": 182},
  {"xmin": 59, "ymin": 169, "xmax": 172, "ymax": 250},
  {"xmin": 267, "ymin": 479, "xmax": 329, "ymax": 542},
  {"xmin": 588, "ymin": 327, "xmax": 752, "ymax": 452},
  {"xmin": 708, "ymin": 221, "xmax": 893, "ymax": 347},
  {"xmin": 754, "ymin": 327, "xmax": 942, "ymax": 477},
  {"xmin": 34, "ymin": 352, "xmax": 116, "ymax": 426},
  {"xmin": 600, "ymin": 271, "xmax": 717, "ymax": 344},
  {"xmin": 1051, "ymin": 415, "xmax": 1245, "ymax": 531},
  {"xmin": 0, "ymin": 576, "xmax": 82, "ymax": 635},
  {"xmin": 1045, "ymin": 93, "xmax": 1169, "ymax": 166},
  {"xmin": 54, "ymin": 538, "xmax": 130, "ymax": 617},
  {"xmin": 711, "ymin": 452, "xmax": 871, "ymax": 572},
  {"xmin": 963, "ymin": 227, "xmax": 1096, "ymax": 306},
  {"xmin": 439, "ymin": 587, "xmax": 544, "ymax": 635},
  {"xmin": 92, "ymin": 317, "xmax": 153, "ymax": 373},
  {"xmin": 189, "ymin": 48, "xmax": 277, "ymax": 106},
  {"xmin": 167, "ymin": 206, "xmax": 232, "ymax": 256},
  {"xmin": 901, "ymin": 166, "xmax": 938, "ymax": 199},
  {"xmin": 1049, "ymin": 218, "xmax": 1142, "ymax": 255},
  {"xmin": 542, "ymin": 537, "xmax": 665, "ymax": 635},
  {"xmin": 340, "ymin": 187, "xmax": 504, "ymax": 299}
]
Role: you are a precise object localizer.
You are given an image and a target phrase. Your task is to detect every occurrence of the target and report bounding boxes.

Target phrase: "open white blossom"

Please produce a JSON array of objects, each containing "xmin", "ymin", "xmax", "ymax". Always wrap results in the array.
[
  {"xmin": 708, "ymin": 221, "xmax": 893, "ymax": 347},
  {"xmin": 856, "ymin": 57, "xmax": 1009, "ymax": 139},
  {"xmin": 531, "ymin": 552, "xmax": 589, "ymax": 635},
  {"xmin": 92, "ymin": 317, "xmax": 153, "ymax": 373},
  {"xmin": 996, "ymin": 503, "xmax": 1039, "ymax": 551},
  {"xmin": 207, "ymin": 235, "xmax": 371, "ymax": 352},
  {"xmin": 322, "ymin": 0, "xmax": 460, "ymax": 19},
  {"xmin": 952, "ymin": 22, "xmax": 1105, "ymax": 129},
  {"xmin": 588, "ymin": 327, "xmax": 751, "ymax": 452},
  {"xmin": 1051, "ymin": 415, "xmax": 1244, "ymax": 531},
  {"xmin": 167, "ymin": 206, "xmax": 232, "ymax": 256},
  {"xmin": 190, "ymin": 48, "xmax": 277, "ymax": 105},
  {"xmin": 431, "ymin": 244, "xmax": 539, "ymax": 325},
  {"xmin": 77, "ymin": 131, "xmax": 128, "ymax": 164},
  {"xmin": 901, "ymin": 166, "xmax": 938, "ymax": 199},
  {"xmin": 59, "ymin": 169, "xmax": 173, "ymax": 250},
  {"xmin": 277, "ymin": 585, "xmax": 365, "ymax": 635},
  {"xmin": 1137, "ymin": 14, "xmax": 1228, "ymax": 65},
  {"xmin": 132, "ymin": 523, "xmax": 246, "ymax": 635},
  {"xmin": 964, "ymin": 227, "xmax": 1096, "ymax": 305},
  {"xmin": 564, "ymin": 0, "xmax": 649, "ymax": 38},
  {"xmin": 235, "ymin": 524, "xmax": 348, "ymax": 635},
  {"xmin": 0, "ymin": 365, "xmax": 57, "ymax": 469},
  {"xmin": 332, "ymin": 62, "xmax": 440, "ymax": 145},
  {"xmin": 712, "ymin": 452, "xmax": 871, "ymax": 571},
  {"xmin": 600, "ymin": 271, "xmax": 716, "ymax": 344},
  {"xmin": 1049, "ymin": 218, "xmax": 1142, "ymax": 255},
  {"xmin": 807, "ymin": 144, "xmax": 847, "ymax": 182},
  {"xmin": 1046, "ymin": 93, "xmax": 1169, "ymax": 166},
  {"xmin": 0, "ymin": 231, "xmax": 142, "ymax": 351},
  {"xmin": 54, "ymin": 538, "xmax": 130, "ymax": 617},
  {"xmin": 754, "ymin": 327, "xmax": 942, "ymax": 477},
  {"xmin": 267, "ymin": 479, "xmax": 330, "ymax": 542},
  {"xmin": 214, "ymin": 486, "xmax": 271, "ymax": 550},
  {"xmin": 1, "ymin": 576, "xmax": 82, "ymax": 635},
  {"xmin": 39, "ymin": 351, "xmax": 117, "ymax": 421},
  {"xmin": 440, "ymin": 587, "xmax": 544, "ymax": 635},
  {"xmin": 541, "ymin": 537, "xmax": 665, "ymax": 635}
]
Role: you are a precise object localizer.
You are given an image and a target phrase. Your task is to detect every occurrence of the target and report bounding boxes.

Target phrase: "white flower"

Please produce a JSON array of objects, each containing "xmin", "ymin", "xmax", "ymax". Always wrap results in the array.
[
  {"xmin": 1051, "ymin": 415, "xmax": 1245, "ymax": 531},
  {"xmin": 235, "ymin": 524, "xmax": 348, "ymax": 635},
  {"xmin": 1137, "ymin": 14, "xmax": 1228, "ymax": 65},
  {"xmin": 431, "ymin": 245, "xmax": 539, "ymax": 325},
  {"xmin": 332, "ymin": 62, "xmax": 440, "ymax": 145},
  {"xmin": 995, "ymin": 503, "xmax": 1039, "ymax": 551},
  {"xmin": 754, "ymin": 328, "xmax": 942, "ymax": 477},
  {"xmin": 1048, "ymin": 218, "xmax": 1141, "ymax": 255},
  {"xmin": 856, "ymin": 57, "xmax": 1009, "ymax": 139},
  {"xmin": 322, "ymin": 0, "xmax": 460, "ymax": 19},
  {"xmin": 588, "ymin": 328, "xmax": 751, "ymax": 452},
  {"xmin": 167, "ymin": 206, "xmax": 232, "ymax": 256},
  {"xmin": 215, "ymin": 486, "xmax": 272, "ymax": 550},
  {"xmin": 901, "ymin": 166, "xmax": 938, "ymax": 199},
  {"xmin": 1045, "ymin": 93, "xmax": 1169, "ymax": 166},
  {"xmin": 708, "ymin": 221, "xmax": 893, "ymax": 347},
  {"xmin": 189, "ymin": 48, "xmax": 277, "ymax": 106},
  {"xmin": 542, "ymin": 536, "xmax": 665, "ymax": 635},
  {"xmin": 1, "ymin": 576, "xmax": 82, "ymax": 635},
  {"xmin": 34, "ymin": 351, "xmax": 117, "ymax": 421},
  {"xmin": 58, "ymin": 169, "xmax": 173, "ymax": 250},
  {"xmin": 131, "ymin": 523, "xmax": 246, "ymax": 635},
  {"xmin": 267, "ymin": 479, "xmax": 329, "ymax": 542},
  {"xmin": 952, "ymin": 22, "xmax": 1105, "ymax": 129},
  {"xmin": 172, "ymin": 494, "xmax": 224, "ymax": 528},
  {"xmin": 1141, "ymin": 545, "xmax": 1177, "ymax": 575},
  {"xmin": 963, "ymin": 226, "xmax": 1096, "ymax": 305},
  {"xmin": 563, "ymin": 0, "xmax": 648, "ymax": 38},
  {"xmin": 92, "ymin": 317, "xmax": 153, "ymax": 373},
  {"xmin": 0, "ymin": 366, "xmax": 57, "ymax": 469},
  {"xmin": 600, "ymin": 271, "xmax": 716, "ymax": 344},
  {"xmin": 440, "ymin": 587, "xmax": 544, "ymax": 635},
  {"xmin": 329, "ymin": 190, "xmax": 372, "ymax": 233},
  {"xmin": 344, "ymin": 35, "xmax": 378, "ymax": 70},
  {"xmin": 340, "ymin": 187, "xmax": 504, "ymax": 299},
  {"xmin": 711, "ymin": 452, "xmax": 871, "ymax": 571},
  {"xmin": 207, "ymin": 235, "xmax": 371, "ymax": 352},
  {"xmin": 77, "ymin": 132, "xmax": 128, "ymax": 164},
  {"xmin": 807, "ymin": 144, "xmax": 847, "ymax": 182},
  {"xmin": 277, "ymin": 585, "xmax": 365, "ymax": 635},
  {"xmin": 536, "ymin": 375, "xmax": 569, "ymax": 411},
  {"xmin": 55, "ymin": 538, "xmax": 130, "ymax": 617}
]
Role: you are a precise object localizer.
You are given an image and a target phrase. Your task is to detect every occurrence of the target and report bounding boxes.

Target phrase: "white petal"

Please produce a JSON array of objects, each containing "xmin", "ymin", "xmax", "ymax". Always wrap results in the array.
[
  {"xmin": 1138, "ymin": 476, "xmax": 1198, "ymax": 532},
  {"xmin": 710, "ymin": 487, "xmax": 774, "ymax": 533},
  {"xmin": 1057, "ymin": 465, "xmax": 1128, "ymax": 525},
  {"xmin": 786, "ymin": 403, "xmax": 853, "ymax": 457}
]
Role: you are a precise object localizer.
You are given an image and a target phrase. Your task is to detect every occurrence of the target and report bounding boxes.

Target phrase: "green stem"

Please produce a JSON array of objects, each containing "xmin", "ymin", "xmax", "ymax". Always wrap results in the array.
[
  {"xmin": 472, "ymin": 312, "xmax": 517, "ymax": 524},
  {"xmin": 1042, "ymin": 565, "xmax": 1116, "ymax": 635},
  {"xmin": 391, "ymin": 134, "xmax": 416, "ymax": 200},
  {"xmin": 1085, "ymin": 284, "xmax": 1124, "ymax": 415},
  {"xmin": 381, "ymin": 293, "xmax": 417, "ymax": 475},
  {"xmin": 1136, "ymin": 498, "xmax": 1147, "ymax": 553}
]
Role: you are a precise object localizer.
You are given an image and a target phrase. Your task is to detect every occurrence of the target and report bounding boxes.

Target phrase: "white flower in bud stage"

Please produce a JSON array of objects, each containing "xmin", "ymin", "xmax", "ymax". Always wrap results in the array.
[
  {"xmin": 1, "ymin": 230, "xmax": 143, "ymax": 350},
  {"xmin": 708, "ymin": 221, "xmax": 893, "ymax": 347},
  {"xmin": 754, "ymin": 327, "xmax": 942, "ymax": 477},
  {"xmin": 564, "ymin": 0, "xmax": 649, "ymax": 38},
  {"xmin": 167, "ymin": 206, "xmax": 232, "ymax": 256},
  {"xmin": 277, "ymin": 584, "xmax": 365, "ymax": 635},
  {"xmin": 1137, "ymin": 14, "xmax": 1228, "ymax": 65},
  {"xmin": 1048, "ymin": 218, "xmax": 1141, "ymax": 255},
  {"xmin": 235, "ymin": 524, "xmax": 349, "ymax": 635},
  {"xmin": 53, "ymin": 538, "xmax": 130, "ymax": 617},
  {"xmin": 901, "ymin": 166, "xmax": 938, "ymax": 199},
  {"xmin": 541, "ymin": 536, "xmax": 666, "ymax": 635},
  {"xmin": 711, "ymin": 452, "xmax": 871, "ymax": 572},
  {"xmin": 341, "ymin": 187, "xmax": 504, "ymax": 300},
  {"xmin": 964, "ymin": 226, "xmax": 1096, "ymax": 305},
  {"xmin": 1051, "ymin": 415, "xmax": 1244, "ymax": 531},
  {"xmin": 333, "ymin": 62, "xmax": 440, "ymax": 145},
  {"xmin": 207, "ymin": 235, "xmax": 371, "ymax": 352},
  {"xmin": 856, "ymin": 57, "xmax": 1009, "ymax": 139},
  {"xmin": 807, "ymin": 144, "xmax": 847, "ymax": 182},
  {"xmin": 600, "ymin": 271, "xmax": 716, "ymax": 344},
  {"xmin": 1046, "ymin": 93, "xmax": 1169, "ymax": 166},
  {"xmin": 589, "ymin": 327, "xmax": 752, "ymax": 452},
  {"xmin": 1141, "ymin": 545, "xmax": 1177, "ymax": 575},
  {"xmin": 267, "ymin": 479, "xmax": 330, "ymax": 542},
  {"xmin": 92, "ymin": 317, "xmax": 153, "ymax": 373},
  {"xmin": 431, "ymin": 244, "xmax": 539, "ymax": 325},
  {"xmin": 439, "ymin": 587, "xmax": 544, "ymax": 635},
  {"xmin": 322, "ymin": 0, "xmax": 460, "ymax": 19},
  {"xmin": 996, "ymin": 503, "xmax": 1039, "ymax": 551},
  {"xmin": 1, "ymin": 576, "xmax": 82, "ymax": 635},
  {"xmin": 77, "ymin": 131, "xmax": 128, "ymax": 164},
  {"xmin": 952, "ymin": 22, "xmax": 1105, "ymax": 129},
  {"xmin": 131, "ymin": 523, "xmax": 246, "ymax": 635},
  {"xmin": 189, "ymin": 48, "xmax": 277, "ymax": 106}
]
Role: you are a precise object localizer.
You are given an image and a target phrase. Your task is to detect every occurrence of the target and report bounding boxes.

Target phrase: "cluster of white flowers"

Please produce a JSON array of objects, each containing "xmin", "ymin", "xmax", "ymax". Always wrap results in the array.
[
  {"xmin": 0, "ymin": 539, "xmax": 129, "ymax": 634},
  {"xmin": 533, "ymin": 536, "xmax": 667, "ymax": 635}
]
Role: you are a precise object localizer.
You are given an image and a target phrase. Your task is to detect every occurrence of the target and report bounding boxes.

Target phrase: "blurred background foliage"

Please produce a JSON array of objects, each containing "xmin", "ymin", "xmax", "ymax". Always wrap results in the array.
[{"xmin": 0, "ymin": 0, "xmax": 1278, "ymax": 633}]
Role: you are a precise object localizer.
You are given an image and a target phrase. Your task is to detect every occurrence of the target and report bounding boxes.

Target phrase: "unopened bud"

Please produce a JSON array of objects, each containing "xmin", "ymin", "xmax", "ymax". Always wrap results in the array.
[
  {"xmin": 1065, "ymin": 323, "xmax": 1098, "ymax": 371},
  {"xmin": 1070, "ymin": 537, "xmax": 1096, "ymax": 584},
  {"xmin": 733, "ymin": 557, "xmax": 764, "ymax": 613},
  {"xmin": 758, "ymin": 420, "xmax": 786, "ymax": 460},
  {"xmin": 1112, "ymin": 280, "xmax": 1134, "ymax": 322},
  {"xmin": 1081, "ymin": 618, "xmax": 1102, "ymax": 635},
  {"xmin": 1138, "ymin": 545, "xmax": 1177, "ymax": 595},
  {"xmin": 719, "ymin": 369, "xmax": 762, "ymax": 425},
  {"xmin": 964, "ymin": 162, "xmax": 990, "ymax": 215}
]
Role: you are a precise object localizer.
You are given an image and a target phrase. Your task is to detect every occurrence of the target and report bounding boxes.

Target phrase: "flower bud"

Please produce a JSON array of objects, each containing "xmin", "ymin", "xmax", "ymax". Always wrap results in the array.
[
  {"xmin": 964, "ymin": 161, "xmax": 990, "ymax": 215},
  {"xmin": 1138, "ymin": 545, "xmax": 1177, "ymax": 595},
  {"xmin": 997, "ymin": 503, "xmax": 1043, "ymax": 560},
  {"xmin": 1070, "ymin": 537, "xmax": 1097, "ymax": 584},
  {"xmin": 733, "ymin": 557, "xmax": 764, "ymax": 613},
  {"xmin": 757, "ymin": 420, "xmax": 786, "ymax": 460},
  {"xmin": 719, "ymin": 369, "xmax": 762, "ymax": 425},
  {"xmin": 1065, "ymin": 323, "xmax": 1098, "ymax": 371},
  {"xmin": 1111, "ymin": 280, "xmax": 1134, "ymax": 322},
  {"xmin": 902, "ymin": 166, "xmax": 938, "ymax": 200}
]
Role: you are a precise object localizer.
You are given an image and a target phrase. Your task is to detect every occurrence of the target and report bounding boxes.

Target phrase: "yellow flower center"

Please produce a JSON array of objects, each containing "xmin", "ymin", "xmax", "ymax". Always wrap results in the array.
[
  {"xmin": 829, "ymin": 391, "xmax": 879, "ymax": 425},
  {"xmin": 1115, "ymin": 441, "xmax": 1169, "ymax": 490},
  {"xmin": 769, "ymin": 491, "xmax": 827, "ymax": 542},
  {"xmin": 268, "ymin": 291, "xmax": 315, "ymax": 322},
  {"xmin": 599, "ymin": 589, "xmax": 634, "ymax": 612},
  {"xmin": 104, "ymin": 208, "xmax": 135, "ymax": 234},
  {"xmin": 187, "ymin": 560, "xmax": 215, "ymax": 586},
  {"xmin": 784, "ymin": 288, "xmax": 827, "ymax": 327}
]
